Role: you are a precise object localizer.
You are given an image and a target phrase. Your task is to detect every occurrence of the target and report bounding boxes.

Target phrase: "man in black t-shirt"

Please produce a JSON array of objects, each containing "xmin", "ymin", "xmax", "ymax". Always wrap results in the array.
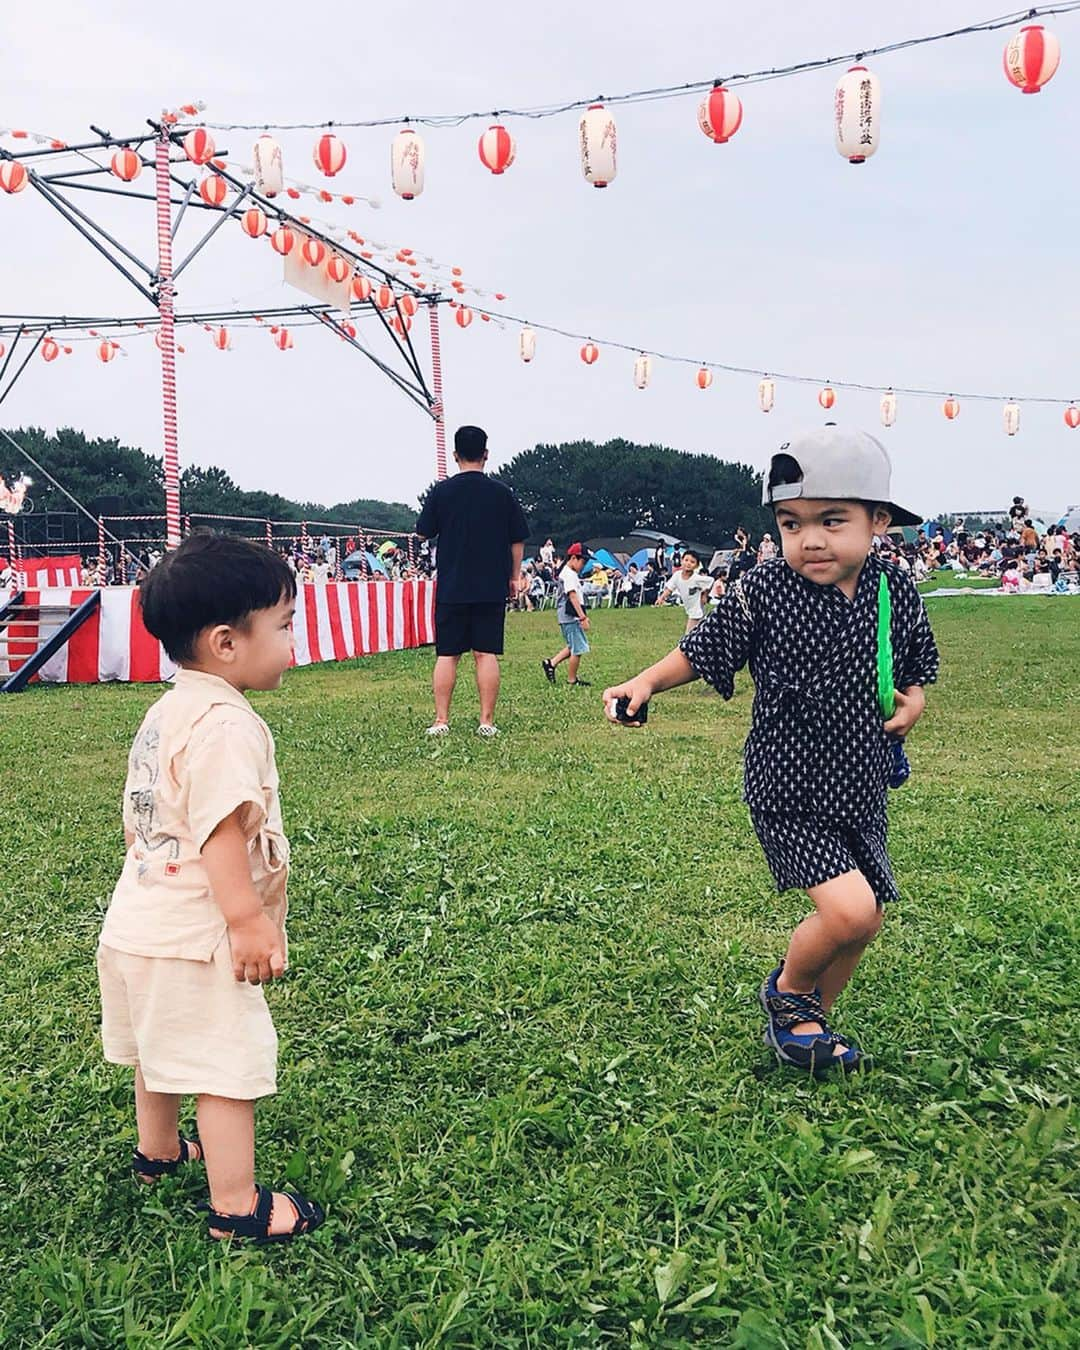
[{"xmin": 415, "ymin": 425, "xmax": 529, "ymax": 737}]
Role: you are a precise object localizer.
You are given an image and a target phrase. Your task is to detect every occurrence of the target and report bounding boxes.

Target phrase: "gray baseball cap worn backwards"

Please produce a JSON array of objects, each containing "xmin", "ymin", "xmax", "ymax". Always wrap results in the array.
[{"xmin": 762, "ymin": 426, "xmax": 922, "ymax": 528}]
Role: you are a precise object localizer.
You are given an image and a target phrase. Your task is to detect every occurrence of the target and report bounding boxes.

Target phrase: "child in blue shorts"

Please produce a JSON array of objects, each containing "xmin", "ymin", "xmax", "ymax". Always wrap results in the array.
[
  {"xmin": 542, "ymin": 542, "xmax": 593, "ymax": 688},
  {"xmin": 605, "ymin": 428, "xmax": 940, "ymax": 1072}
]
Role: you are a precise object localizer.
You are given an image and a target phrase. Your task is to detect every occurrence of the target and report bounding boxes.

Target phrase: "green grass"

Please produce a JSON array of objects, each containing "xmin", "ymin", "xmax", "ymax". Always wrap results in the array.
[{"xmin": 0, "ymin": 601, "xmax": 1077, "ymax": 1347}]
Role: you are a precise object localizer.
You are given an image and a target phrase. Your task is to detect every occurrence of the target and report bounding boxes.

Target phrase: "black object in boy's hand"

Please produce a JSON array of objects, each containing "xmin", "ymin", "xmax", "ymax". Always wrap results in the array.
[{"xmin": 615, "ymin": 696, "xmax": 648, "ymax": 725}]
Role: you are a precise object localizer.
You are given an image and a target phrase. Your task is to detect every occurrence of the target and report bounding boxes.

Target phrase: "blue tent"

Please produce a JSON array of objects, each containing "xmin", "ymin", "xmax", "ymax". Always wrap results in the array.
[
  {"xmin": 627, "ymin": 547, "xmax": 653, "ymax": 569},
  {"xmin": 586, "ymin": 547, "xmax": 624, "ymax": 574}
]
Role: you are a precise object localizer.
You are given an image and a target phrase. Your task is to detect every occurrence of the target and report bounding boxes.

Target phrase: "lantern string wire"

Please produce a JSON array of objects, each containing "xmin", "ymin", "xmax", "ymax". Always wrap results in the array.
[{"xmin": 192, "ymin": 4, "xmax": 1080, "ymax": 131}]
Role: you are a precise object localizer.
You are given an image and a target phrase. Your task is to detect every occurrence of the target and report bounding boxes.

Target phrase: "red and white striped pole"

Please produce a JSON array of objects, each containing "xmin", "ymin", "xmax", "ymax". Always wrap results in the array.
[
  {"xmin": 265, "ymin": 519, "xmax": 273, "ymax": 549},
  {"xmin": 6, "ymin": 519, "xmax": 17, "ymax": 568},
  {"xmin": 428, "ymin": 300, "xmax": 448, "ymax": 480},
  {"xmin": 155, "ymin": 130, "xmax": 182, "ymax": 548},
  {"xmin": 97, "ymin": 516, "xmax": 106, "ymax": 584}
]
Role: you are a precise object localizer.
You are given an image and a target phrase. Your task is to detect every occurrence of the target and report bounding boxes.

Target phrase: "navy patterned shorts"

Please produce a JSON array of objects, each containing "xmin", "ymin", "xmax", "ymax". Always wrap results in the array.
[{"xmin": 749, "ymin": 810, "xmax": 898, "ymax": 906}]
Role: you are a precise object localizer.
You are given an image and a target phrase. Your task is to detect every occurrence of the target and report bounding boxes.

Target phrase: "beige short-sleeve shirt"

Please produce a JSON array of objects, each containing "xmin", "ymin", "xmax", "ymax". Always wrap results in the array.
[{"xmin": 101, "ymin": 668, "xmax": 288, "ymax": 961}]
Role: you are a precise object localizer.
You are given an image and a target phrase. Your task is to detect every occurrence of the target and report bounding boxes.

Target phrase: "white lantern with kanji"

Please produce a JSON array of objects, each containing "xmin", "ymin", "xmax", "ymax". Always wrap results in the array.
[
  {"xmin": 698, "ymin": 84, "xmax": 743, "ymax": 143},
  {"xmin": 880, "ymin": 390, "xmax": 897, "ymax": 427},
  {"xmin": 1003, "ymin": 25, "xmax": 1060, "ymax": 94},
  {"xmin": 834, "ymin": 65, "xmax": 880, "ymax": 164},
  {"xmin": 1004, "ymin": 400, "xmax": 1021, "ymax": 436},
  {"xmin": 478, "ymin": 124, "xmax": 516, "ymax": 175},
  {"xmin": 579, "ymin": 104, "xmax": 617, "ymax": 188},
  {"xmin": 313, "ymin": 133, "xmax": 347, "ymax": 177},
  {"xmin": 391, "ymin": 128, "xmax": 425, "ymax": 200},
  {"xmin": 253, "ymin": 134, "xmax": 284, "ymax": 196},
  {"xmin": 633, "ymin": 354, "xmax": 652, "ymax": 389},
  {"xmin": 519, "ymin": 327, "xmax": 536, "ymax": 363},
  {"xmin": 758, "ymin": 377, "xmax": 775, "ymax": 412}
]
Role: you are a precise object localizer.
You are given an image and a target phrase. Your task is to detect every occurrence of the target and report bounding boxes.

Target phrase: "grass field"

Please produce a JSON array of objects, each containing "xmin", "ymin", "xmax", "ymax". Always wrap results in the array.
[{"xmin": 0, "ymin": 599, "xmax": 1077, "ymax": 1347}]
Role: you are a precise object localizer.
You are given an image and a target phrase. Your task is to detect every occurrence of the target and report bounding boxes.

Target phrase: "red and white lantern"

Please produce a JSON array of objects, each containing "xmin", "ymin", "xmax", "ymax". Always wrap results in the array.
[
  {"xmin": 818, "ymin": 384, "xmax": 836, "ymax": 410},
  {"xmin": 313, "ymin": 133, "xmax": 347, "ymax": 177},
  {"xmin": 698, "ymin": 84, "xmax": 743, "ymax": 144},
  {"xmin": 198, "ymin": 174, "xmax": 227, "ymax": 207},
  {"xmin": 519, "ymin": 327, "xmax": 536, "ymax": 363},
  {"xmin": 376, "ymin": 283, "xmax": 395, "ymax": 311},
  {"xmin": 97, "ymin": 339, "xmax": 117, "ymax": 363},
  {"xmin": 759, "ymin": 377, "xmax": 775, "ymax": 412},
  {"xmin": 581, "ymin": 342, "xmax": 600, "ymax": 365},
  {"xmin": 270, "ymin": 226, "xmax": 295, "ymax": 256},
  {"xmin": 0, "ymin": 161, "xmax": 28, "ymax": 194},
  {"xmin": 301, "ymin": 236, "xmax": 326, "ymax": 267},
  {"xmin": 110, "ymin": 148, "xmax": 141, "ymax": 181},
  {"xmin": 880, "ymin": 390, "xmax": 897, "ymax": 427},
  {"xmin": 241, "ymin": 207, "xmax": 267, "ymax": 238},
  {"xmin": 41, "ymin": 337, "xmax": 59, "ymax": 362},
  {"xmin": 325, "ymin": 253, "xmax": 350, "ymax": 284},
  {"xmin": 1003, "ymin": 25, "xmax": 1060, "ymax": 94},
  {"xmin": 1004, "ymin": 400, "xmax": 1021, "ymax": 436},
  {"xmin": 274, "ymin": 327, "xmax": 293, "ymax": 350},
  {"xmin": 253, "ymin": 134, "xmax": 284, "ymax": 196},
  {"xmin": 352, "ymin": 275, "xmax": 373, "ymax": 303},
  {"xmin": 696, "ymin": 367, "xmax": 713, "ymax": 390},
  {"xmin": 391, "ymin": 127, "xmax": 425, "ymax": 199},
  {"xmin": 834, "ymin": 65, "xmax": 881, "ymax": 164},
  {"xmin": 579, "ymin": 104, "xmax": 617, "ymax": 188},
  {"xmin": 478, "ymin": 124, "xmax": 516, "ymax": 175},
  {"xmin": 399, "ymin": 293, "xmax": 418, "ymax": 318},
  {"xmin": 183, "ymin": 128, "xmax": 216, "ymax": 165},
  {"xmin": 943, "ymin": 396, "xmax": 960, "ymax": 420},
  {"xmin": 212, "ymin": 326, "xmax": 231, "ymax": 351},
  {"xmin": 1065, "ymin": 405, "xmax": 1080, "ymax": 429},
  {"xmin": 393, "ymin": 315, "xmax": 412, "ymax": 337},
  {"xmin": 633, "ymin": 353, "xmax": 652, "ymax": 390},
  {"xmin": 455, "ymin": 306, "xmax": 473, "ymax": 329}
]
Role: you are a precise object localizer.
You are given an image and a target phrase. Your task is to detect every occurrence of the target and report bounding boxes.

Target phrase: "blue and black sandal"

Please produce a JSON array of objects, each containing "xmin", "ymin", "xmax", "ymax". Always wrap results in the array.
[
  {"xmin": 206, "ymin": 1184, "xmax": 325, "ymax": 1245},
  {"xmin": 759, "ymin": 964, "xmax": 867, "ymax": 1074},
  {"xmin": 132, "ymin": 1135, "xmax": 203, "ymax": 1184}
]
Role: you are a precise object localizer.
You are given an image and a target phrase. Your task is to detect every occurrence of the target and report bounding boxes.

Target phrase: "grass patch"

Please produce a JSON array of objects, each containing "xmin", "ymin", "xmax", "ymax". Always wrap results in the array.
[{"xmin": 0, "ymin": 603, "xmax": 1077, "ymax": 1346}]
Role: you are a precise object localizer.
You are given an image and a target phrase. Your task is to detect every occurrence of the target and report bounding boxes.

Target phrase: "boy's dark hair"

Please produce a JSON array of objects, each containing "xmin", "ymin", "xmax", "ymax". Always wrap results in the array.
[
  {"xmin": 454, "ymin": 425, "xmax": 488, "ymax": 462},
  {"xmin": 681, "ymin": 548, "xmax": 700, "ymax": 563},
  {"xmin": 140, "ymin": 531, "xmax": 296, "ymax": 662}
]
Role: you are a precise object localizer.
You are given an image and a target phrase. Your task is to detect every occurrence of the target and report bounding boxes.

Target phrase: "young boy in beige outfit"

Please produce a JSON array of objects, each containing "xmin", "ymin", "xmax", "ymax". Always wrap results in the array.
[{"xmin": 97, "ymin": 532, "xmax": 323, "ymax": 1243}]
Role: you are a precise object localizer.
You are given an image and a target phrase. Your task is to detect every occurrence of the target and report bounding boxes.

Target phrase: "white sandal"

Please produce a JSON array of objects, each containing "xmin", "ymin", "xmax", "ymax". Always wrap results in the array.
[
  {"xmin": 476, "ymin": 724, "xmax": 500, "ymax": 738},
  {"xmin": 425, "ymin": 722, "xmax": 450, "ymax": 736}
]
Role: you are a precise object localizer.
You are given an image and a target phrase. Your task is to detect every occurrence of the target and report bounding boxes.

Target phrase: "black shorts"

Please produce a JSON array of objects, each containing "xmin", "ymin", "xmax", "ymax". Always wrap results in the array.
[
  {"xmin": 750, "ymin": 810, "xmax": 898, "ymax": 906},
  {"xmin": 435, "ymin": 601, "xmax": 506, "ymax": 656}
]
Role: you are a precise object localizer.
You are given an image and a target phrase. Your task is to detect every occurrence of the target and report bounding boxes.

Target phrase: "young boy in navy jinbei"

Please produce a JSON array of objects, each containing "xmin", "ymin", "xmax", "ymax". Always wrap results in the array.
[{"xmin": 605, "ymin": 427, "xmax": 940, "ymax": 1072}]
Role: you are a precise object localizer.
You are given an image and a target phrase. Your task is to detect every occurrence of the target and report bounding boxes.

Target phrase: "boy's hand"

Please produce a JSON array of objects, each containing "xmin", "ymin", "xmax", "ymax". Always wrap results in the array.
[
  {"xmin": 883, "ymin": 685, "xmax": 926, "ymax": 737},
  {"xmin": 228, "ymin": 912, "xmax": 286, "ymax": 985},
  {"xmin": 579, "ymin": 614, "xmax": 590, "ymax": 629},
  {"xmin": 603, "ymin": 677, "xmax": 652, "ymax": 726}
]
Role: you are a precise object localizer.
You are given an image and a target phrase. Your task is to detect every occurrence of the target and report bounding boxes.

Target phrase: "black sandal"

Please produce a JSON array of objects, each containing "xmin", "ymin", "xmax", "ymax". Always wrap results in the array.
[
  {"xmin": 132, "ymin": 1135, "xmax": 203, "ymax": 1184},
  {"xmin": 206, "ymin": 1184, "xmax": 325, "ymax": 1244}
]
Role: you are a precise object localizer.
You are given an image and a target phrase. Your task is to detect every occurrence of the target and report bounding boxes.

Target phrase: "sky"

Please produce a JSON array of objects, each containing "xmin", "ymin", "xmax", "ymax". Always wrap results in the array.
[{"xmin": 3, "ymin": 1, "xmax": 1079, "ymax": 519}]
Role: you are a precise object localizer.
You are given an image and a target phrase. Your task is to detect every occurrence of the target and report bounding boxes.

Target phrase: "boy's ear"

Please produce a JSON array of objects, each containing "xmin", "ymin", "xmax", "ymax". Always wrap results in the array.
[{"xmin": 872, "ymin": 505, "xmax": 893, "ymax": 532}]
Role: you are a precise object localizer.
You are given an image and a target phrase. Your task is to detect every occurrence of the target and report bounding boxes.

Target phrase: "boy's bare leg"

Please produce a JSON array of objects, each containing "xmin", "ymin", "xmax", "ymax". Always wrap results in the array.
[
  {"xmin": 134, "ymin": 1067, "xmax": 182, "ymax": 1159},
  {"xmin": 473, "ymin": 652, "xmax": 500, "ymax": 726},
  {"xmin": 549, "ymin": 645, "xmax": 571, "ymax": 667},
  {"xmin": 197, "ymin": 1094, "xmax": 298, "ymax": 1238},
  {"xmin": 776, "ymin": 871, "xmax": 882, "ymax": 1055},
  {"xmin": 567, "ymin": 654, "xmax": 581, "ymax": 682},
  {"xmin": 432, "ymin": 654, "xmax": 460, "ymax": 725}
]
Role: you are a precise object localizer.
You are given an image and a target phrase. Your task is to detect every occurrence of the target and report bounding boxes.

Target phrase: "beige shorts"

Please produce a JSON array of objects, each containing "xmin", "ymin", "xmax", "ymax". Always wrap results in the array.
[{"xmin": 97, "ymin": 937, "xmax": 278, "ymax": 1099}]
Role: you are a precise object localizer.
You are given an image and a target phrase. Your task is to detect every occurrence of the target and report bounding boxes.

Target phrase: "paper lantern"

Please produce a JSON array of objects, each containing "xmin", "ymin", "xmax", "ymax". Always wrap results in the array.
[
  {"xmin": 198, "ymin": 174, "xmax": 227, "ymax": 207},
  {"xmin": 834, "ymin": 65, "xmax": 880, "ymax": 164},
  {"xmin": 376, "ymin": 283, "xmax": 395, "ymax": 310},
  {"xmin": 0, "ymin": 161, "xmax": 28, "ymax": 194},
  {"xmin": 241, "ymin": 207, "xmax": 267, "ymax": 238},
  {"xmin": 698, "ymin": 84, "xmax": 743, "ymax": 144},
  {"xmin": 110, "ymin": 148, "xmax": 141, "ymax": 181},
  {"xmin": 270, "ymin": 226, "xmax": 295, "ymax": 256},
  {"xmin": 41, "ymin": 337, "xmax": 59, "ymax": 362},
  {"xmin": 0, "ymin": 342, "xmax": 5, "ymax": 358},
  {"xmin": 97, "ymin": 339, "xmax": 117, "ymax": 363},
  {"xmin": 519, "ymin": 327, "xmax": 536, "ymax": 363},
  {"xmin": 1065, "ymin": 405, "xmax": 1080, "ymax": 429},
  {"xmin": 580, "ymin": 104, "xmax": 617, "ymax": 188},
  {"xmin": 393, "ymin": 315, "xmax": 412, "ymax": 336},
  {"xmin": 943, "ymin": 396, "xmax": 960, "ymax": 420},
  {"xmin": 391, "ymin": 127, "xmax": 425, "ymax": 199},
  {"xmin": 352, "ymin": 275, "xmax": 373, "ymax": 303},
  {"xmin": 1003, "ymin": 25, "xmax": 1060, "ymax": 94},
  {"xmin": 325, "ymin": 253, "xmax": 350, "ymax": 284},
  {"xmin": 478, "ymin": 124, "xmax": 516, "ymax": 175},
  {"xmin": 581, "ymin": 342, "xmax": 599, "ymax": 365},
  {"xmin": 313, "ymin": 133, "xmax": 347, "ymax": 177},
  {"xmin": 818, "ymin": 385, "xmax": 835, "ymax": 410},
  {"xmin": 213, "ymin": 327, "xmax": 231, "ymax": 351},
  {"xmin": 455, "ymin": 306, "xmax": 473, "ymax": 329},
  {"xmin": 633, "ymin": 354, "xmax": 652, "ymax": 389},
  {"xmin": 274, "ymin": 327, "xmax": 293, "ymax": 350},
  {"xmin": 340, "ymin": 321, "xmax": 356, "ymax": 340},
  {"xmin": 1004, "ymin": 401, "xmax": 1021, "ymax": 436},
  {"xmin": 758, "ymin": 377, "xmax": 775, "ymax": 412},
  {"xmin": 880, "ymin": 390, "xmax": 897, "ymax": 427},
  {"xmin": 696, "ymin": 367, "xmax": 713, "ymax": 390},
  {"xmin": 399, "ymin": 293, "xmax": 418, "ymax": 317},
  {"xmin": 253, "ymin": 134, "xmax": 283, "ymax": 196},
  {"xmin": 183, "ymin": 128, "xmax": 216, "ymax": 165},
  {"xmin": 301, "ymin": 236, "xmax": 326, "ymax": 267}
]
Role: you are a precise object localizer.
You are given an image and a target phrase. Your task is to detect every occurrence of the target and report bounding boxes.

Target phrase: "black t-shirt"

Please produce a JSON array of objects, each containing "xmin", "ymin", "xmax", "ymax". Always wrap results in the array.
[{"xmin": 415, "ymin": 472, "xmax": 529, "ymax": 604}]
